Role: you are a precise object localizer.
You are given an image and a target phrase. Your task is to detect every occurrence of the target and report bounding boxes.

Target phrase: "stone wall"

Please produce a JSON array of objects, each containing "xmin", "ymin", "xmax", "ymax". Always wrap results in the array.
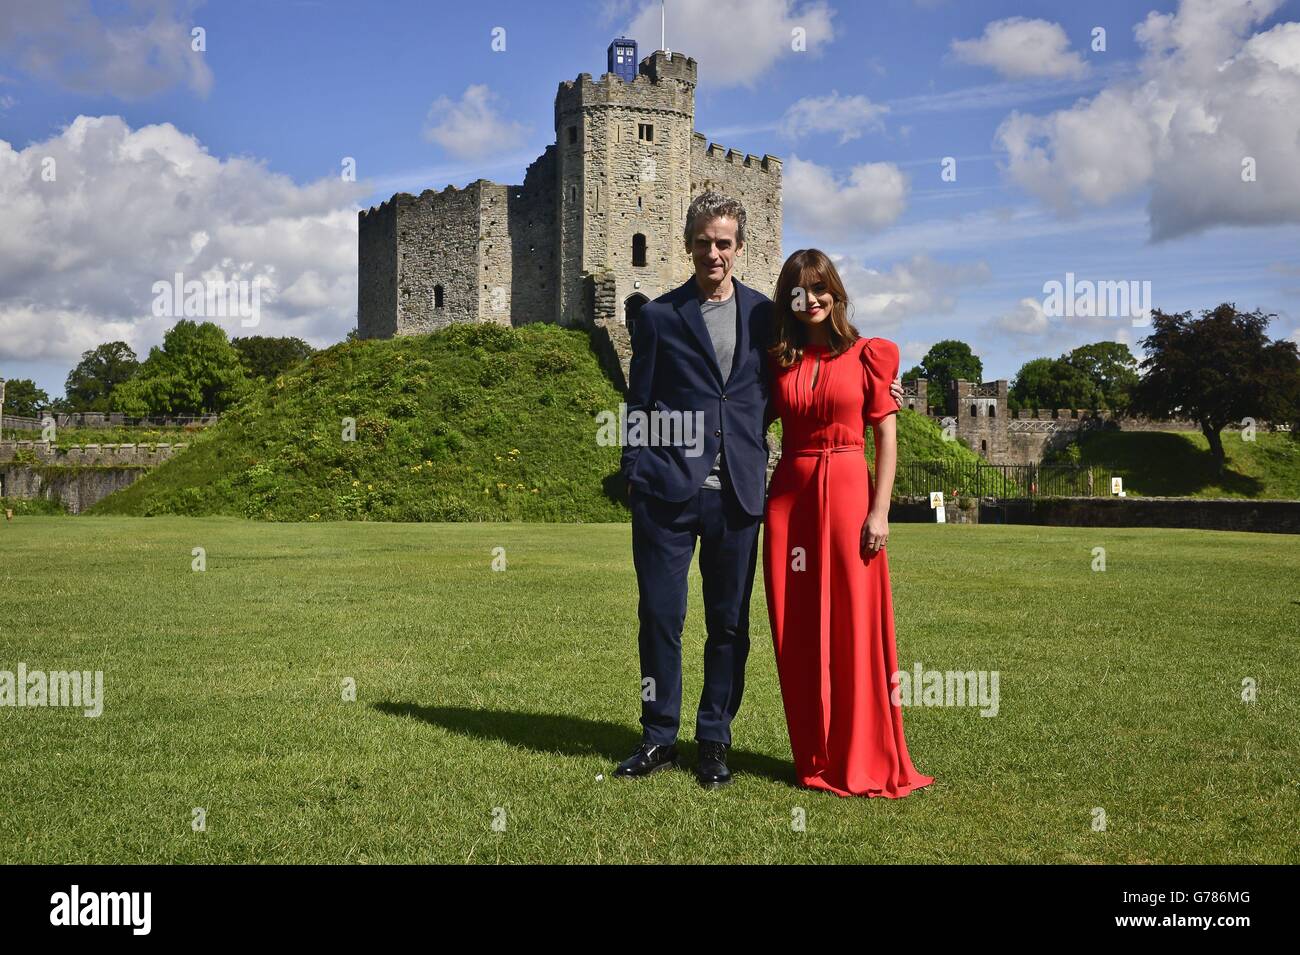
[
  {"xmin": 888, "ymin": 494, "xmax": 1300, "ymax": 533},
  {"xmin": 982, "ymin": 496, "xmax": 1300, "ymax": 534},
  {"xmin": 0, "ymin": 440, "xmax": 187, "ymax": 513},
  {"xmin": 690, "ymin": 135, "xmax": 782, "ymax": 296},
  {"xmin": 1, "ymin": 467, "xmax": 143, "ymax": 514},
  {"xmin": 356, "ymin": 196, "xmax": 398, "ymax": 338},
  {"xmin": 502, "ymin": 146, "xmax": 559, "ymax": 326},
  {"xmin": 900, "ymin": 379, "xmax": 928, "ymax": 414},
  {"xmin": 586, "ymin": 270, "xmax": 629, "ymax": 391},
  {"xmin": 0, "ymin": 441, "xmax": 187, "ymax": 467},
  {"xmin": 909, "ymin": 376, "xmax": 1290, "ymax": 466},
  {"xmin": 397, "ymin": 186, "xmax": 482, "ymax": 333}
]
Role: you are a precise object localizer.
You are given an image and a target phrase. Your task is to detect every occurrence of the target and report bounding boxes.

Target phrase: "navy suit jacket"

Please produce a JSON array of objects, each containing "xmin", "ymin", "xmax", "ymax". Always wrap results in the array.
[{"xmin": 620, "ymin": 274, "xmax": 773, "ymax": 517}]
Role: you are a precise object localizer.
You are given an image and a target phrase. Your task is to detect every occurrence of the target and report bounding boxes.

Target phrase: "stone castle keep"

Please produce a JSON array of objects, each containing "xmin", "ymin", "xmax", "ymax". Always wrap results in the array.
[{"xmin": 357, "ymin": 39, "xmax": 782, "ymax": 387}]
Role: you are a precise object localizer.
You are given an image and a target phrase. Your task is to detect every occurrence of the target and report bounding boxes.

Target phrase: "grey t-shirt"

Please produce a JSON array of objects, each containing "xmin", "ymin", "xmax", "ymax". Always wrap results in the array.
[{"xmin": 698, "ymin": 289, "xmax": 737, "ymax": 490}]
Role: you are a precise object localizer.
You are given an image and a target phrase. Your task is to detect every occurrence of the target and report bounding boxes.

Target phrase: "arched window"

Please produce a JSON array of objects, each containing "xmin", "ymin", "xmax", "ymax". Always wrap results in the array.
[
  {"xmin": 989, "ymin": 404, "xmax": 996, "ymax": 418},
  {"xmin": 970, "ymin": 403, "xmax": 978, "ymax": 417},
  {"xmin": 433, "ymin": 285, "xmax": 444, "ymax": 308},
  {"xmin": 981, "ymin": 439, "xmax": 987, "ymax": 454},
  {"xmin": 632, "ymin": 233, "xmax": 647, "ymax": 267}
]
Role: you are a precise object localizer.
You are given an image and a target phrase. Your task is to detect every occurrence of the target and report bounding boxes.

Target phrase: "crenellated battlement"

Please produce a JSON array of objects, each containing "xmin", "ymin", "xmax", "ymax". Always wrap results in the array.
[
  {"xmin": 0, "ymin": 440, "xmax": 189, "ymax": 467},
  {"xmin": 692, "ymin": 135, "xmax": 782, "ymax": 174},
  {"xmin": 361, "ymin": 180, "xmax": 502, "ymax": 219}
]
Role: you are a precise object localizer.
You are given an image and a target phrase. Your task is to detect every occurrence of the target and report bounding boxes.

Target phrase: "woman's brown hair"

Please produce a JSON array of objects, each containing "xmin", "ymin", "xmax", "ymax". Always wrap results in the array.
[{"xmin": 768, "ymin": 248, "xmax": 860, "ymax": 367}]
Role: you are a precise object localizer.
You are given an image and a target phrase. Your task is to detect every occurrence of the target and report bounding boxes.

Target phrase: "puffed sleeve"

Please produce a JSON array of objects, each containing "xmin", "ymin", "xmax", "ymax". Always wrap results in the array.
[{"xmin": 861, "ymin": 337, "xmax": 900, "ymax": 426}]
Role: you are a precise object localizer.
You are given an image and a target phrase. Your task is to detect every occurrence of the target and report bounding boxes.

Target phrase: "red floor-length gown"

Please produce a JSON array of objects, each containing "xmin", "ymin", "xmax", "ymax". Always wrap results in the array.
[{"xmin": 763, "ymin": 336, "xmax": 934, "ymax": 798}]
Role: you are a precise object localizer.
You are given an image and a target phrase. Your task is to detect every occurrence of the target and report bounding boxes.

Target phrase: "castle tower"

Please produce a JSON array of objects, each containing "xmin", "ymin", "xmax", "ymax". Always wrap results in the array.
[
  {"xmin": 950, "ymin": 379, "xmax": 1010, "ymax": 461},
  {"xmin": 357, "ymin": 41, "xmax": 782, "ymax": 384},
  {"xmin": 554, "ymin": 48, "xmax": 700, "ymax": 332}
]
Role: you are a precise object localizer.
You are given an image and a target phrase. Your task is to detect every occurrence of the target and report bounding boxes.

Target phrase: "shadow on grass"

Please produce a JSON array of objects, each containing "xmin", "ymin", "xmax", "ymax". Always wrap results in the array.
[
  {"xmin": 373, "ymin": 702, "xmax": 793, "ymax": 785},
  {"xmin": 1076, "ymin": 431, "xmax": 1264, "ymax": 496},
  {"xmin": 600, "ymin": 471, "xmax": 632, "ymax": 508}
]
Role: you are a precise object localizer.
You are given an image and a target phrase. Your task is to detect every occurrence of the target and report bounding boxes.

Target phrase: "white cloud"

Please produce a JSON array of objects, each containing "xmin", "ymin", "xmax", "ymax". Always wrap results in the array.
[
  {"xmin": 952, "ymin": 17, "xmax": 1087, "ymax": 80},
  {"xmin": 626, "ymin": 0, "xmax": 836, "ymax": 88},
  {"xmin": 0, "ymin": 0, "xmax": 213, "ymax": 98},
  {"xmin": 831, "ymin": 254, "xmax": 991, "ymax": 333},
  {"xmin": 0, "ymin": 115, "xmax": 363, "ymax": 364},
  {"xmin": 779, "ymin": 91, "xmax": 887, "ymax": 144},
  {"xmin": 423, "ymin": 84, "xmax": 529, "ymax": 161},
  {"xmin": 995, "ymin": 0, "xmax": 1300, "ymax": 239},
  {"xmin": 784, "ymin": 155, "xmax": 908, "ymax": 238},
  {"xmin": 899, "ymin": 340, "xmax": 932, "ymax": 369},
  {"xmin": 990, "ymin": 297, "xmax": 1049, "ymax": 336}
]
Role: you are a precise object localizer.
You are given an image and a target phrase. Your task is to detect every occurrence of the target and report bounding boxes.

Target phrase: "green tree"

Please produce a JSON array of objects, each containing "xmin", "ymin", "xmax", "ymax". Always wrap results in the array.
[
  {"xmin": 1132, "ymin": 303, "xmax": 1300, "ymax": 475},
  {"xmin": 64, "ymin": 342, "xmax": 140, "ymax": 411},
  {"xmin": 1009, "ymin": 358, "xmax": 1058, "ymax": 412},
  {"xmin": 1010, "ymin": 357, "xmax": 1102, "ymax": 411},
  {"xmin": 1, "ymin": 378, "xmax": 50, "ymax": 417},
  {"xmin": 1064, "ymin": 341, "xmax": 1138, "ymax": 411},
  {"xmin": 908, "ymin": 340, "xmax": 982, "ymax": 413},
  {"xmin": 111, "ymin": 320, "xmax": 251, "ymax": 416},
  {"xmin": 231, "ymin": 336, "xmax": 315, "ymax": 381}
]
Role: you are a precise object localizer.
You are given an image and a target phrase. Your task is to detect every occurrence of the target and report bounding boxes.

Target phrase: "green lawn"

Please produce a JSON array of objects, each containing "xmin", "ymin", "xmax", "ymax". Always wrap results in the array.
[{"xmin": 1, "ymin": 517, "xmax": 1295, "ymax": 864}]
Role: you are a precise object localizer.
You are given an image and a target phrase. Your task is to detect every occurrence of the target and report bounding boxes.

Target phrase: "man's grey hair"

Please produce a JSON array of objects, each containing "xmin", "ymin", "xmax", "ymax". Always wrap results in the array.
[{"xmin": 683, "ymin": 191, "xmax": 747, "ymax": 251}]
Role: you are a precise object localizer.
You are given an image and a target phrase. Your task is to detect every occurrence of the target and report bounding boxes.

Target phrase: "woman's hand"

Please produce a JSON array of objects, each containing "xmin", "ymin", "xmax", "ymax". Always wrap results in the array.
[
  {"xmin": 889, "ymin": 376, "xmax": 905, "ymax": 407},
  {"xmin": 861, "ymin": 510, "xmax": 889, "ymax": 557}
]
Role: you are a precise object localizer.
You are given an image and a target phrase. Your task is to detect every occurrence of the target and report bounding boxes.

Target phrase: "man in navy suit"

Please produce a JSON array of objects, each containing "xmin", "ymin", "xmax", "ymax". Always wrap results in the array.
[{"xmin": 614, "ymin": 193, "xmax": 774, "ymax": 788}]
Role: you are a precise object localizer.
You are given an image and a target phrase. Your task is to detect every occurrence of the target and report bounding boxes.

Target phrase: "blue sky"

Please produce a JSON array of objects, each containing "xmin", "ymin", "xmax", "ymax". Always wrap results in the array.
[{"xmin": 2, "ymin": 0, "xmax": 1298, "ymax": 398}]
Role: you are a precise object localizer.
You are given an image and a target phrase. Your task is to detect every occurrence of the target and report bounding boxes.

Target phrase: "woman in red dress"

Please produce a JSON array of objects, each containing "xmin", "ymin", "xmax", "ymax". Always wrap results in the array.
[{"xmin": 763, "ymin": 249, "xmax": 934, "ymax": 799}]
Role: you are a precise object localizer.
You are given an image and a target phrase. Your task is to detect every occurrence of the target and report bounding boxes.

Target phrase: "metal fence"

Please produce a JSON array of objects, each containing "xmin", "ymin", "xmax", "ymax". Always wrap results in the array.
[{"xmin": 897, "ymin": 461, "xmax": 1112, "ymax": 500}]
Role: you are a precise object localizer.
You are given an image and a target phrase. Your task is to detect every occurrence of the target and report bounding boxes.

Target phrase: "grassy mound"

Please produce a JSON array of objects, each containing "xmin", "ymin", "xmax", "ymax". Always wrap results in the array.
[
  {"xmin": 89, "ymin": 323, "xmax": 627, "ymax": 521},
  {"xmin": 88, "ymin": 321, "xmax": 994, "ymax": 521},
  {"xmin": 1047, "ymin": 429, "xmax": 1300, "ymax": 499}
]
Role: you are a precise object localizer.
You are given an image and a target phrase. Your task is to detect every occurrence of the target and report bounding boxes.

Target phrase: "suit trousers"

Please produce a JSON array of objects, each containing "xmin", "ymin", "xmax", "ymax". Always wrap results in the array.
[{"xmin": 630, "ymin": 477, "xmax": 762, "ymax": 746}]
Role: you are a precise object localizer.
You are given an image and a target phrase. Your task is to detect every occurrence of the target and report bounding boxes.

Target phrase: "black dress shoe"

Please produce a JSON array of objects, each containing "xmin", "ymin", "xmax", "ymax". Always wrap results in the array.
[
  {"xmin": 695, "ymin": 740, "xmax": 733, "ymax": 788},
  {"xmin": 613, "ymin": 742, "xmax": 679, "ymax": 778}
]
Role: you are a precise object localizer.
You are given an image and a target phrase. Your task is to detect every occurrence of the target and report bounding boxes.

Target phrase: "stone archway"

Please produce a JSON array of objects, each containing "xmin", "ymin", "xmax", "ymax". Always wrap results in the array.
[{"xmin": 624, "ymin": 293, "xmax": 649, "ymax": 340}]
